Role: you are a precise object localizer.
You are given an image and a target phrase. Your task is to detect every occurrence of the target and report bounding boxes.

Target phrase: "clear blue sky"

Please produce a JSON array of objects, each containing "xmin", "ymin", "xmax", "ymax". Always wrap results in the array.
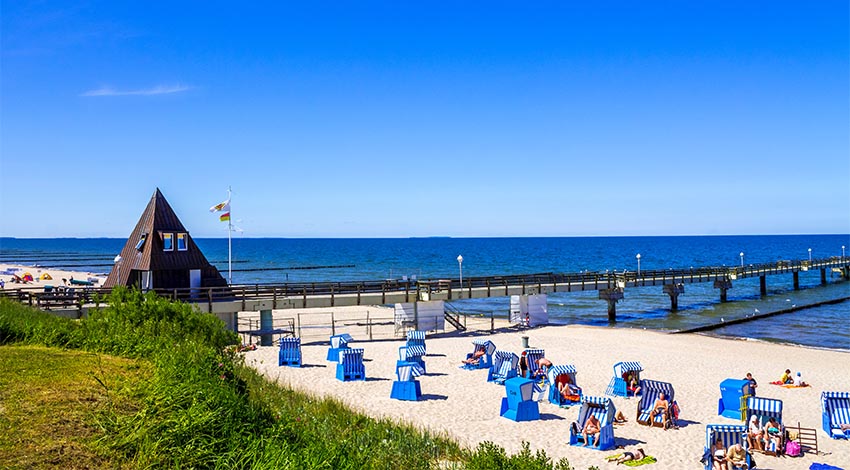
[{"xmin": 2, "ymin": 1, "xmax": 848, "ymax": 238}]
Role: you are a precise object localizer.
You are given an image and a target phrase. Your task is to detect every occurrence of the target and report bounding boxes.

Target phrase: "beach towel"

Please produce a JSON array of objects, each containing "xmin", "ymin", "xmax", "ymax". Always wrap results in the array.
[
  {"xmin": 605, "ymin": 453, "xmax": 623, "ymax": 462},
  {"xmin": 770, "ymin": 381, "xmax": 810, "ymax": 388},
  {"xmin": 623, "ymin": 456, "xmax": 657, "ymax": 466},
  {"xmin": 809, "ymin": 464, "xmax": 844, "ymax": 470}
]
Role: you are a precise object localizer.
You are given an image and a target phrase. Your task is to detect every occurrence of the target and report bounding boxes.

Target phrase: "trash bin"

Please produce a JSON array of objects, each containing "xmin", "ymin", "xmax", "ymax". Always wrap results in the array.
[{"xmin": 521, "ymin": 336, "xmax": 529, "ymax": 349}]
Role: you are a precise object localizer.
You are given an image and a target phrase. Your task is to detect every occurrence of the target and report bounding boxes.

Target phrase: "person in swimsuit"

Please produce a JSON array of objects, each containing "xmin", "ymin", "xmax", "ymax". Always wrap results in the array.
[
  {"xmin": 712, "ymin": 438, "xmax": 728, "ymax": 470},
  {"xmin": 649, "ymin": 392, "xmax": 670, "ymax": 429},
  {"xmin": 613, "ymin": 447, "xmax": 645, "ymax": 465},
  {"xmin": 582, "ymin": 414, "xmax": 601, "ymax": 447}
]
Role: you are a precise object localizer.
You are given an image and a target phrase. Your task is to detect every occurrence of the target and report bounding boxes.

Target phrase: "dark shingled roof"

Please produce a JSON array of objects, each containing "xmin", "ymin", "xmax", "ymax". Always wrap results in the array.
[{"xmin": 104, "ymin": 188, "xmax": 227, "ymax": 288}]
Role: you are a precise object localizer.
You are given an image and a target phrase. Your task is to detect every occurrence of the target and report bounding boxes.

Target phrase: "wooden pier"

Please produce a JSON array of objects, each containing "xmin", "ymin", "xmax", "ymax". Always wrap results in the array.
[{"xmin": 3, "ymin": 256, "xmax": 848, "ymax": 325}]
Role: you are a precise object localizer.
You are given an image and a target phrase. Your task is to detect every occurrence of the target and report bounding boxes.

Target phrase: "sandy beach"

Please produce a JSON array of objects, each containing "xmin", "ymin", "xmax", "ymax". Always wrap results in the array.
[
  {"xmin": 246, "ymin": 323, "xmax": 850, "ymax": 469},
  {"xmin": 0, "ymin": 263, "xmax": 107, "ymax": 291}
]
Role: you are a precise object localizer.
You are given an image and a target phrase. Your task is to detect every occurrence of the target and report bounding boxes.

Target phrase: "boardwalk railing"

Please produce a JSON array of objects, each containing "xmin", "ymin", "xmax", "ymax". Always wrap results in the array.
[{"xmin": 2, "ymin": 256, "xmax": 847, "ymax": 312}]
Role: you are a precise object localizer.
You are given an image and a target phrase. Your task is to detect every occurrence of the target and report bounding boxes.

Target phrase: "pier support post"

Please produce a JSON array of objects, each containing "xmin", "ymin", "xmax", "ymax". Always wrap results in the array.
[
  {"xmin": 598, "ymin": 288, "xmax": 624, "ymax": 323},
  {"xmin": 759, "ymin": 276, "xmax": 766, "ymax": 296},
  {"xmin": 793, "ymin": 271, "xmax": 800, "ymax": 290},
  {"xmin": 713, "ymin": 279, "xmax": 733, "ymax": 303},
  {"xmin": 663, "ymin": 283, "xmax": 685, "ymax": 311},
  {"xmin": 821, "ymin": 268, "xmax": 827, "ymax": 285},
  {"xmin": 260, "ymin": 309, "xmax": 273, "ymax": 346}
]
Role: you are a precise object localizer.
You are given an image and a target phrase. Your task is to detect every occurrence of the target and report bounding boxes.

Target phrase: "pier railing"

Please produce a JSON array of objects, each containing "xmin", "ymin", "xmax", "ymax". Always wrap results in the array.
[{"xmin": 2, "ymin": 256, "xmax": 847, "ymax": 312}]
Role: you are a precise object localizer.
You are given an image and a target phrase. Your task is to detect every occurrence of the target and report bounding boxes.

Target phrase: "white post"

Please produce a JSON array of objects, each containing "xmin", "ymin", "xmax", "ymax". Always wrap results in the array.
[
  {"xmin": 843, "ymin": 245, "xmax": 846, "ymax": 261},
  {"xmin": 457, "ymin": 255, "xmax": 463, "ymax": 299},
  {"xmin": 228, "ymin": 186, "xmax": 233, "ymax": 285},
  {"xmin": 740, "ymin": 252, "xmax": 744, "ymax": 268},
  {"xmin": 636, "ymin": 253, "xmax": 641, "ymax": 276},
  {"xmin": 808, "ymin": 248, "xmax": 812, "ymax": 263}
]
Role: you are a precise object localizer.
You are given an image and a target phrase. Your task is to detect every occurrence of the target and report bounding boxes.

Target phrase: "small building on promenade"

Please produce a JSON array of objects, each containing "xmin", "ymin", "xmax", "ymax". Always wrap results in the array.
[{"xmin": 104, "ymin": 188, "xmax": 227, "ymax": 290}]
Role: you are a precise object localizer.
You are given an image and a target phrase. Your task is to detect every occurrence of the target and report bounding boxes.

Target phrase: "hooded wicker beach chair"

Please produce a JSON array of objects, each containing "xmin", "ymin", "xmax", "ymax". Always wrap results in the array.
[
  {"xmin": 522, "ymin": 348, "xmax": 546, "ymax": 379},
  {"xmin": 405, "ymin": 330, "xmax": 426, "ymax": 353},
  {"xmin": 462, "ymin": 339, "xmax": 496, "ymax": 370},
  {"xmin": 605, "ymin": 361, "xmax": 643, "ymax": 397},
  {"xmin": 487, "ymin": 350, "xmax": 519, "ymax": 384},
  {"xmin": 327, "ymin": 333, "xmax": 354, "ymax": 361},
  {"xmin": 568, "ymin": 396, "xmax": 616, "ymax": 450},
  {"xmin": 278, "ymin": 337, "xmax": 302, "ymax": 367},
  {"xmin": 822, "ymin": 391, "xmax": 850, "ymax": 440},
  {"xmin": 335, "ymin": 348, "xmax": 365, "ymax": 381},
  {"xmin": 745, "ymin": 396, "xmax": 784, "ymax": 454},
  {"xmin": 390, "ymin": 361, "xmax": 425, "ymax": 401},
  {"xmin": 547, "ymin": 364, "xmax": 582, "ymax": 407},
  {"xmin": 636, "ymin": 379, "xmax": 675, "ymax": 428},
  {"xmin": 703, "ymin": 424, "xmax": 751, "ymax": 470},
  {"xmin": 398, "ymin": 345, "xmax": 426, "ymax": 373}
]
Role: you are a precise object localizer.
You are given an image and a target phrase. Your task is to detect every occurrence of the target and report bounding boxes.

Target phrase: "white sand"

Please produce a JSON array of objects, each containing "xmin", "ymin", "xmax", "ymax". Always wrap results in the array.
[
  {"xmin": 0, "ymin": 263, "xmax": 107, "ymax": 290},
  {"xmin": 246, "ymin": 323, "xmax": 850, "ymax": 469}
]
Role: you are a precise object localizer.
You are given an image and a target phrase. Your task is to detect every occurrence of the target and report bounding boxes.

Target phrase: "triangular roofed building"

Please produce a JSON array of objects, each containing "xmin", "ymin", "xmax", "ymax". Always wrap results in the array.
[{"xmin": 104, "ymin": 188, "xmax": 228, "ymax": 290}]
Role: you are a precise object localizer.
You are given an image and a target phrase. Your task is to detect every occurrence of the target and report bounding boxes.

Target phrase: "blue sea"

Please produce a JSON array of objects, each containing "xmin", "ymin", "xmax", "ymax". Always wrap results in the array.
[{"xmin": 2, "ymin": 235, "xmax": 849, "ymax": 350}]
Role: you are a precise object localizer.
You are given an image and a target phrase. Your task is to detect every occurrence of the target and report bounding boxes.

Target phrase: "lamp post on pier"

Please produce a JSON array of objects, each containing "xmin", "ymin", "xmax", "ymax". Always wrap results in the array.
[
  {"xmin": 842, "ymin": 245, "xmax": 845, "ymax": 262},
  {"xmin": 636, "ymin": 253, "xmax": 641, "ymax": 276},
  {"xmin": 114, "ymin": 254, "xmax": 122, "ymax": 285},
  {"xmin": 457, "ymin": 255, "xmax": 464, "ymax": 299},
  {"xmin": 808, "ymin": 248, "xmax": 812, "ymax": 263},
  {"xmin": 740, "ymin": 252, "xmax": 744, "ymax": 268}
]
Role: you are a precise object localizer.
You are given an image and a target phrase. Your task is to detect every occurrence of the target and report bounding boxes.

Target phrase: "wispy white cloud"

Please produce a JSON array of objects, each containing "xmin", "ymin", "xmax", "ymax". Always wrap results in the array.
[{"xmin": 81, "ymin": 84, "xmax": 192, "ymax": 97}]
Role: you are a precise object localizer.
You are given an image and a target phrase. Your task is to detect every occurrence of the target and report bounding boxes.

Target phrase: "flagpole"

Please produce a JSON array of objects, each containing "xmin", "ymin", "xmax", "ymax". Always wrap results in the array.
[{"xmin": 227, "ymin": 186, "xmax": 232, "ymax": 285}]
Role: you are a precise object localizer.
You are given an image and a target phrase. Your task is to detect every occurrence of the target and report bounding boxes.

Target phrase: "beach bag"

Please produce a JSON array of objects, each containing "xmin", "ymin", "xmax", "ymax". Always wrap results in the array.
[{"xmin": 785, "ymin": 440, "xmax": 801, "ymax": 457}]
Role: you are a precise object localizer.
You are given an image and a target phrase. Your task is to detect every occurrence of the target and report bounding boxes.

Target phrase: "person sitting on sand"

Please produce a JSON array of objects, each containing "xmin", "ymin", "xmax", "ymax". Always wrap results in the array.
[
  {"xmin": 711, "ymin": 438, "xmax": 728, "ymax": 470},
  {"xmin": 780, "ymin": 369, "xmax": 792, "ymax": 384},
  {"xmin": 649, "ymin": 392, "xmax": 670, "ymax": 429},
  {"xmin": 725, "ymin": 443, "xmax": 748, "ymax": 469},
  {"xmin": 613, "ymin": 447, "xmax": 645, "ymax": 465},
  {"xmin": 461, "ymin": 348, "xmax": 486, "ymax": 365},
  {"xmin": 582, "ymin": 414, "xmax": 601, "ymax": 447},
  {"xmin": 747, "ymin": 415, "xmax": 763, "ymax": 451},
  {"xmin": 793, "ymin": 372, "xmax": 807, "ymax": 387},
  {"xmin": 613, "ymin": 410, "xmax": 628, "ymax": 424}
]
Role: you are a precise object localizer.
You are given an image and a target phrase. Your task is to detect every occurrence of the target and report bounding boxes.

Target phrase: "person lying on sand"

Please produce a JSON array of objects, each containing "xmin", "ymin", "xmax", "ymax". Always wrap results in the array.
[{"xmin": 611, "ymin": 447, "xmax": 645, "ymax": 465}]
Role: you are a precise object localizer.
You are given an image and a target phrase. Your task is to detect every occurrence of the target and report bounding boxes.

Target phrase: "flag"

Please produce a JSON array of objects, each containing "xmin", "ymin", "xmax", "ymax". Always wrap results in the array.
[
  {"xmin": 220, "ymin": 212, "xmax": 231, "ymax": 222},
  {"xmin": 210, "ymin": 200, "xmax": 230, "ymax": 212}
]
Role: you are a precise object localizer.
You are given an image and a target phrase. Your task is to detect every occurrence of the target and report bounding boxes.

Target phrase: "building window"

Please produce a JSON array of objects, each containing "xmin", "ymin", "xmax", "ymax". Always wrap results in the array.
[
  {"xmin": 135, "ymin": 233, "xmax": 147, "ymax": 251},
  {"xmin": 177, "ymin": 233, "xmax": 188, "ymax": 251},
  {"xmin": 163, "ymin": 233, "xmax": 174, "ymax": 251}
]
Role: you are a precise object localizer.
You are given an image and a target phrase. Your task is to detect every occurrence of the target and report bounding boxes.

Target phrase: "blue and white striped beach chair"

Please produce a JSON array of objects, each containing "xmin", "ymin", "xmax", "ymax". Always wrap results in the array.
[
  {"xmin": 547, "ymin": 364, "xmax": 582, "ymax": 407},
  {"xmin": 335, "ymin": 348, "xmax": 365, "ymax": 381},
  {"xmin": 487, "ymin": 350, "xmax": 519, "ymax": 384},
  {"xmin": 604, "ymin": 361, "xmax": 643, "ymax": 397},
  {"xmin": 822, "ymin": 391, "xmax": 850, "ymax": 439},
  {"xmin": 390, "ymin": 361, "xmax": 425, "ymax": 401},
  {"xmin": 405, "ymin": 330, "xmax": 426, "ymax": 353},
  {"xmin": 327, "ymin": 333, "xmax": 353, "ymax": 361},
  {"xmin": 522, "ymin": 348, "xmax": 546, "ymax": 379},
  {"xmin": 745, "ymin": 396, "xmax": 784, "ymax": 454},
  {"xmin": 636, "ymin": 379, "xmax": 675, "ymax": 428},
  {"xmin": 568, "ymin": 396, "xmax": 616, "ymax": 450},
  {"xmin": 461, "ymin": 339, "xmax": 496, "ymax": 370},
  {"xmin": 398, "ymin": 345, "xmax": 426, "ymax": 373},
  {"xmin": 278, "ymin": 337, "xmax": 302, "ymax": 367},
  {"xmin": 703, "ymin": 425, "xmax": 751, "ymax": 470}
]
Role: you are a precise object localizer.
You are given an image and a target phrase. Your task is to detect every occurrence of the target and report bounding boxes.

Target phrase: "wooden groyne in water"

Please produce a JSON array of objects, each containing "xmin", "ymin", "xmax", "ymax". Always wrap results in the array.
[{"xmin": 673, "ymin": 296, "xmax": 850, "ymax": 334}]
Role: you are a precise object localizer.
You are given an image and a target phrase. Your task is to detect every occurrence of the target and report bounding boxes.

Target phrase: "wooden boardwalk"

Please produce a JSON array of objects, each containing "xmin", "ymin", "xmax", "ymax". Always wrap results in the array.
[{"xmin": 3, "ymin": 257, "xmax": 848, "ymax": 322}]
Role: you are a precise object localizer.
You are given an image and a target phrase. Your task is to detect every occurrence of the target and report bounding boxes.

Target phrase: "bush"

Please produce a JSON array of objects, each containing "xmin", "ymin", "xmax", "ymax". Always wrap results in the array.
[{"xmin": 0, "ymin": 297, "xmax": 79, "ymax": 346}]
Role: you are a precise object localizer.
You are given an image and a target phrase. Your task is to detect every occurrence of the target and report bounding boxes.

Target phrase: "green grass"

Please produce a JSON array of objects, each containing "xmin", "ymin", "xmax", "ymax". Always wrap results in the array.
[
  {"xmin": 0, "ymin": 292, "xmax": 588, "ymax": 469},
  {"xmin": 0, "ymin": 345, "xmax": 149, "ymax": 469}
]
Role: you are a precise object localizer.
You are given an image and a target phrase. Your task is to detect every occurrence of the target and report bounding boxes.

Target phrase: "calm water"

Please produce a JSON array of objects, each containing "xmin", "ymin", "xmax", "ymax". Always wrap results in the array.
[{"xmin": 2, "ymin": 235, "xmax": 849, "ymax": 350}]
